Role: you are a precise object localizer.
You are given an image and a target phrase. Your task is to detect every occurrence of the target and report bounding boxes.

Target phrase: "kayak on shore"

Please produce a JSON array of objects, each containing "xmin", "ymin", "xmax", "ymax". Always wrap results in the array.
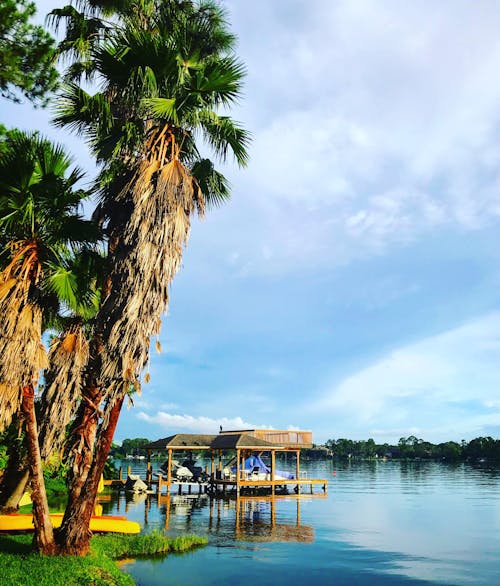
[{"xmin": 0, "ymin": 513, "xmax": 141, "ymax": 534}]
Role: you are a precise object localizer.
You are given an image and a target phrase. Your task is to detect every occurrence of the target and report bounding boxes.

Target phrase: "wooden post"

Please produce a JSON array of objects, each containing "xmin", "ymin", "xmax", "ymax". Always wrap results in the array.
[
  {"xmin": 146, "ymin": 450, "xmax": 152, "ymax": 489},
  {"xmin": 118, "ymin": 467, "xmax": 123, "ymax": 482},
  {"xmin": 296, "ymin": 449, "xmax": 301, "ymax": 494},
  {"xmin": 271, "ymin": 450, "xmax": 276, "ymax": 496},
  {"xmin": 167, "ymin": 448, "xmax": 172, "ymax": 495},
  {"xmin": 235, "ymin": 494, "xmax": 241, "ymax": 532},
  {"xmin": 211, "ymin": 451, "xmax": 215, "ymax": 479},
  {"xmin": 209, "ymin": 497, "xmax": 214, "ymax": 529},
  {"xmin": 127, "ymin": 465, "xmax": 131, "ymax": 477},
  {"xmin": 236, "ymin": 449, "xmax": 240, "ymax": 496},
  {"xmin": 157, "ymin": 472, "xmax": 162, "ymax": 496},
  {"xmin": 164, "ymin": 494, "xmax": 170, "ymax": 530}
]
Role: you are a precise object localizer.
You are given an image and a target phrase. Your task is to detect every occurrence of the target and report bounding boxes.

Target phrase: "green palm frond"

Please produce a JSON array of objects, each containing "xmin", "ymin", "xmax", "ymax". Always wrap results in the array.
[
  {"xmin": 53, "ymin": 84, "xmax": 113, "ymax": 139},
  {"xmin": 141, "ymin": 97, "xmax": 178, "ymax": 123},
  {"xmin": 191, "ymin": 158, "xmax": 230, "ymax": 208},
  {"xmin": 196, "ymin": 110, "xmax": 250, "ymax": 167}
]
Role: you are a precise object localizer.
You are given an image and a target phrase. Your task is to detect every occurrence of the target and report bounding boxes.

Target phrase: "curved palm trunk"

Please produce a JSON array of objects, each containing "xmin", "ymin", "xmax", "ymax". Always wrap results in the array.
[
  {"xmin": 21, "ymin": 385, "xmax": 56, "ymax": 555},
  {"xmin": 0, "ymin": 470, "xmax": 29, "ymax": 512},
  {"xmin": 64, "ymin": 382, "xmax": 102, "ymax": 506},
  {"xmin": 0, "ymin": 421, "xmax": 28, "ymax": 512},
  {"xmin": 56, "ymin": 395, "xmax": 123, "ymax": 555}
]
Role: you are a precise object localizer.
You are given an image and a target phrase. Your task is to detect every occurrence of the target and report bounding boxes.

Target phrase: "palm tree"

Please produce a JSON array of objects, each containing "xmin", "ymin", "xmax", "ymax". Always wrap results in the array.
[
  {"xmin": 0, "ymin": 249, "xmax": 103, "ymax": 513},
  {"xmin": 0, "ymin": 130, "xmax": 99, "ymax": 553},
  {"xmin": 51, "ymin": 0, "xmax": 249, "ymax": 554}
]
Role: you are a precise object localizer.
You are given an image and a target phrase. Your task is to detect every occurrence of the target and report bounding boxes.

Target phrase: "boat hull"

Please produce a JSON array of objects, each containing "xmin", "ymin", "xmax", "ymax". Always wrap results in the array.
[{"xmin": 0, "ymin": 514, "xmax": 140, "ymax": 534}]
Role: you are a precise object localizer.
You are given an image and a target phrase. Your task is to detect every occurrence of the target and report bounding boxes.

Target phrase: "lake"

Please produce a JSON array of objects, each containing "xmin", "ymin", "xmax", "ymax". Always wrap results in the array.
[{"xmin": 105, "ymin": 460, "xmax": 500, "ymax": 585}]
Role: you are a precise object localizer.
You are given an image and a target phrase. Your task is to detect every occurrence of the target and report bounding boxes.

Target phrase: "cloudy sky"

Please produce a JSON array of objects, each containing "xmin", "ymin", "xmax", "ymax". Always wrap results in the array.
[{"xmin": 3, "ymin": 0, "xmax": 500, "ymax": 444}]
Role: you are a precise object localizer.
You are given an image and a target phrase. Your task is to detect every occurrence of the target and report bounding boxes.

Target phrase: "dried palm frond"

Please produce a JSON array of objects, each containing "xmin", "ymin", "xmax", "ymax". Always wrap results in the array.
[
  {"xmin": 38, "ymin": 325, "xmax": 89, "ymax": 459},
  {"xmin": 0, "ymin": 267, "xmax": 47, "ymax": 430},
  {"xmin": 94, "ymin": 126, "xmax": 209, "ymax": 412}
]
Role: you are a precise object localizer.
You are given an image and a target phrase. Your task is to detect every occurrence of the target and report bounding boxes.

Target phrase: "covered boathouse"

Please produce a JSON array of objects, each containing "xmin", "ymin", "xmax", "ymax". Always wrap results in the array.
[{"xmin": 143, "ymin": 429, "xmax": 328, "ymax": 495}]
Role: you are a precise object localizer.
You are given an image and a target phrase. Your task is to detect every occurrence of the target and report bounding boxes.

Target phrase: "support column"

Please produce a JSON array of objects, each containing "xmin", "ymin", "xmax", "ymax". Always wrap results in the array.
[
  {"xmin": 271, "ymin": 450, "xmax": 276, "ymax": 496},
  {"xmin": 164, "ymin": 494, "xmax": 171, "ymax": 530},
  {"xmin": 167, "ymin": 448, "xmax": 173, "ymax": 495},
  {"xmin": 236, "ymin": 449, "xmax": 240, "ymax": 496},
  {"xmin": 296, "ymin": 449, "xmax": 301, "ymax": 494},
  {"xmin": 211, "ymin": 451, "xmax": 215, "ymax": 480},
  {"xmin": 146, "ymin": 450, "xmax": 152, "ymax": 489}
]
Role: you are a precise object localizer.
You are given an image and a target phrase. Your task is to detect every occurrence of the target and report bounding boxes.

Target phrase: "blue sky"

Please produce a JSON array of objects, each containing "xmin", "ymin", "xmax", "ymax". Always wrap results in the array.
[{"xmin": 3, "ymin": 0, "xmax": 500, "ymax": 445}]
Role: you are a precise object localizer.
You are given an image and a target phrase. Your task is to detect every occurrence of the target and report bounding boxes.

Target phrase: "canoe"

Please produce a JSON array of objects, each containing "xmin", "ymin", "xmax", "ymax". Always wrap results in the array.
[{"xmin": 0, "ymin": 513, "xmax": 140, "ymax": 534}]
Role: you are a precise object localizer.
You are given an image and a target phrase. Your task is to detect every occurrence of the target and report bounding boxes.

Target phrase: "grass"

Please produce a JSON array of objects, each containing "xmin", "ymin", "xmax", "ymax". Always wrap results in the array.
[
  {"xmin": 92, "ymin": 531, "xmax": 208, "ymax": 558},
  {"xmin": 0, "ymin": 532, "xmax": 208, "ymax": 585}
]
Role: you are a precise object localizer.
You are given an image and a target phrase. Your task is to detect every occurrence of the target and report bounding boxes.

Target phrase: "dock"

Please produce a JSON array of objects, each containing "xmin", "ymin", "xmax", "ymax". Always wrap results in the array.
[{"xmin": 106, "ymin": 429, "xmax": 328, "ymax": 497}]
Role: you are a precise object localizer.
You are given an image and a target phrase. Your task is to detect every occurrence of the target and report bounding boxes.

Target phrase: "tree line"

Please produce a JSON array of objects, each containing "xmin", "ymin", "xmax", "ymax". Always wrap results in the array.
[
  {"xmin": 0, "ymin": 0, "xmax": 249, "ymax": 556},
  {"xmin": 325, "ymin": 436, "xmax": 500, "ymax": 462}
]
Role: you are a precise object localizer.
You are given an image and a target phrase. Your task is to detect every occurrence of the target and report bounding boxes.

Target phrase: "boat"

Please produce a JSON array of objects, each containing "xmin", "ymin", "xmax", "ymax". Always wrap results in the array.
[
  {"xmin": 0, "ymin": 513, "xmax": 141, "ymax": 534},
  {"xmin": 159, "ymin": 458, "xmax": 209, "ymax": 482},
  {"xmin": 225, "ymin": 454, "xmax": 295, "ymax": 481}
]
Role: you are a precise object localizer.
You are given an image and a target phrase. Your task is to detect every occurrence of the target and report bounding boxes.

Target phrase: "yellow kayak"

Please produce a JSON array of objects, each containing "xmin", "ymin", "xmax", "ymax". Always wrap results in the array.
[{"xmin": 0, "ymin": 513, "xmax": 140, "ymax": 534}]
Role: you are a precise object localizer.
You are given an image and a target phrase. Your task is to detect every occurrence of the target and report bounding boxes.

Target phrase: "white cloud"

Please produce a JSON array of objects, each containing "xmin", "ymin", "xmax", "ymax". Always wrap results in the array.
[
  {"xmin": 217, "ymin": 0, "xmax": 500, "ymax": 275},
  {"xmin": 136, "ymin": 412, "xmax": 272, "ymax": 434},
  {"xmin": 312, "ymin": 312, "xmax": 500, "ymax": 441}
]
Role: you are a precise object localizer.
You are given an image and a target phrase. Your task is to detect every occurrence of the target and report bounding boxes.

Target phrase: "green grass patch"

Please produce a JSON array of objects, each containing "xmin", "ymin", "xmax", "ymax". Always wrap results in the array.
[
  {"xmin": 92, "ymin": 531, "xmax": 208, "ymax": 559},
  {"xmin": 0, "ymin": 534, "xmax": 133, "ymax": 585},
  {"xmin": 0, "ymin": 532, "xmax": 207, "ymax": 585}
]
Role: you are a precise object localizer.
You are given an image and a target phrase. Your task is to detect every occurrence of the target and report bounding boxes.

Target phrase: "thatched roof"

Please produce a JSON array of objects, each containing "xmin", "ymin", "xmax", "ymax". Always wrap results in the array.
[{"xmin": 145, "ymin": 434, "xmax": 216, "ymax": 450}]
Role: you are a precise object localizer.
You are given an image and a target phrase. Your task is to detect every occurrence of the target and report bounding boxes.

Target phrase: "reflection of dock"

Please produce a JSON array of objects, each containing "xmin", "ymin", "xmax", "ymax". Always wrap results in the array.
[
  {"xmin": 233, "ymin": 495, "xmax": 320, "ymax": 543},
  {"xmin": 156, "ymin": 492, "xmax": 321, "ymax": 543},
  {"xmin": 106, "ymin": 484, "xmax": 325, "ymax": 544}
]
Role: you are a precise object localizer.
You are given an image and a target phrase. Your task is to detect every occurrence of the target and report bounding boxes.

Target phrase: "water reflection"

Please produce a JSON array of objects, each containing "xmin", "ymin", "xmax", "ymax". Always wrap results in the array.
[
  {"xmin": 107, "ymin": 461, "xmax": 500, "ymax": 586},
  {"xmin": 102, "ymin": 490, "xmax": 320, "ymax": 544}
]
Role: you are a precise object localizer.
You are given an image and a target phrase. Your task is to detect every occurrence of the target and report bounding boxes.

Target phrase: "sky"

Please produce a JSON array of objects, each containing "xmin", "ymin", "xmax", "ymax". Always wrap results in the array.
[{"xmin": 2, "ymin": 0, "xmax": 500, "ymax": 445}]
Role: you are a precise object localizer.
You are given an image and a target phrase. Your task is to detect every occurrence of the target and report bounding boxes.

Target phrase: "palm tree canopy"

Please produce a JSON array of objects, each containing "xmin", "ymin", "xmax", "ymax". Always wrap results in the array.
[{"xmin": 53, "ymin": 0, "xmax": 250, "ymax": 202}]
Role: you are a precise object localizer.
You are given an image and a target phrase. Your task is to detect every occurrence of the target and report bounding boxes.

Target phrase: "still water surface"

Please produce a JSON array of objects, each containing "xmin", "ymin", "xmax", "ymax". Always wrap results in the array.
[{"xmin": 106, "ymin": 460, "xmax": 500, "ymax": 585}]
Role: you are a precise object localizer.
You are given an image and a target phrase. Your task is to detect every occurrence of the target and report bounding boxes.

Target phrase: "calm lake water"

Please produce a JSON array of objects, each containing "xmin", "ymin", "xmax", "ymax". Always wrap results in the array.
[{"xmin": 105, "ymin": 460, "xmax": 500, "ymax": 585}]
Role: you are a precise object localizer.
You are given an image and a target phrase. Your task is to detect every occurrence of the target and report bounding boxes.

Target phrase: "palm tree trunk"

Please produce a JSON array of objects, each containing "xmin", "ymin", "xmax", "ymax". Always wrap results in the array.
[
  {"xmin": 21, "ymin": 384, "xmax": 57, "ymax": 555},
  {"xmin": 56, "ymin": 395, "xmax": 124, "ymax": 555},
  {"xmin": 0, "ymin": 424, "xmax": 29, "ymax": 512},
  {"xmin": 64, "ymin": 383, "xmax": 102, "ymax": 508},
  {"xmin": 0, "ymin": 469, "xmax": 29, "ymax": 512}
]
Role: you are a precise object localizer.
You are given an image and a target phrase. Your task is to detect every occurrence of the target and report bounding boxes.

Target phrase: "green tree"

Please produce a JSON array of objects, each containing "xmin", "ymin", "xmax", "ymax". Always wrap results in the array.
[
  {"xmin": 50, "ymin": 0, "xmax": 249, "ymax": 555},
  {"xmin": 0, "ymin": 130, "xmax": 98, "ymax": 553},
  {"xmin": 0, "ymin": 0, "xmax": 58, "ymax": 104}
]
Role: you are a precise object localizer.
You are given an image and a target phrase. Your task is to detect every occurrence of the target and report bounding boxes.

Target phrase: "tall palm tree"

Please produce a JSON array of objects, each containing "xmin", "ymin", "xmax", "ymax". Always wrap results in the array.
[
  {"xmin": 51, "ymin": 0, "xmax": 249, "ymax": 554},
  {"xmin": 0, "ymin": 130, "xmax": 99, "ymax": 553},
  {"xmin": 0, "ymin": 249, "xmax": 103, "ymax": 513}
]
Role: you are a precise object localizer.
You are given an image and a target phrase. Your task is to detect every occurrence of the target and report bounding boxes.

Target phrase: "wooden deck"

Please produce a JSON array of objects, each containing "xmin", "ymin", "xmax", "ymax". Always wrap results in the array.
[
  {"xmin": 105, "ymin": 467, "xmax": 328, "ymax": 496},
  {"xmin": 208, "ymin": 476, "xmax": 327, "ymax": 495}
]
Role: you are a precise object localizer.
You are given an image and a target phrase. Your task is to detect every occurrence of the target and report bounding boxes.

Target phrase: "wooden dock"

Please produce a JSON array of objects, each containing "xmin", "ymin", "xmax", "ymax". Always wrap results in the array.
[
  {"xmin": 106, "ymin": 464, "xmax": 327, "ymax": 497},
  {"xmin": 107, "ymin": 429, "xmax": 328, "ymax": 497}
]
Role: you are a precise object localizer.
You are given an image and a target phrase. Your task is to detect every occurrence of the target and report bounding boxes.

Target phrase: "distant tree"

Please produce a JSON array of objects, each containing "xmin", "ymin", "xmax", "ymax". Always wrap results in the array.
[
  {"xmin": 0, "ymin": 0, "xmax": 58, "ymax": 104},
  {"xmin": 436, "ymin": 441, "xmax": 462, "ymax": 461},
  {"xmin": 120, "ymin": 438, "xmax": 151, "ymax": 457}
]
